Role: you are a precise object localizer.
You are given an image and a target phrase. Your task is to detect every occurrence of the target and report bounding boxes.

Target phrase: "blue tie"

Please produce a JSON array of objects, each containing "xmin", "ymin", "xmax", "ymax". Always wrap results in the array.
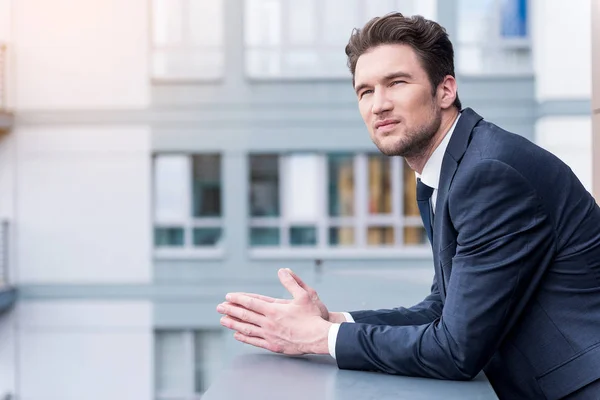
[{"xmin": 416, "ymin": 178, "xmax": 435, "ymax": 245}]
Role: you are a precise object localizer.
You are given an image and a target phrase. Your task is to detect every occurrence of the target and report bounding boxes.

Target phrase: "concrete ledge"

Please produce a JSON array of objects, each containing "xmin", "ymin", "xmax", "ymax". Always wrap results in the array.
[{"xmin": 203, "ymin": 350, "xmax": 499, "ymax": 399}]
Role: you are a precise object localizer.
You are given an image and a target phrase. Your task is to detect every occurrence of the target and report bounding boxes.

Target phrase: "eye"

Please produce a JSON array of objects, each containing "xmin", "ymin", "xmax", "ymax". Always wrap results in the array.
[
  {"xmin": 359, "ymin": 89, "xmax": 373, "ymax": 99},
  {"xmin": 391, "ymin": 80, "xmax": 406, "ymax": 86}
]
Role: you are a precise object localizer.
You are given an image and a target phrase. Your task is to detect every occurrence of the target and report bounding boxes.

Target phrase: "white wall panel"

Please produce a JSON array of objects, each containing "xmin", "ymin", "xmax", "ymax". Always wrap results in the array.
[
  {"xmin": 15, "ymin": 125, "xmax": 151, "ymax": 283},
  {"xmin": 12, "ymin": 0, "xmax": 149, "ymax": 109},
  {"xmin": 535, "ymin": 116, "xmax": 592, "ymax": 192}
]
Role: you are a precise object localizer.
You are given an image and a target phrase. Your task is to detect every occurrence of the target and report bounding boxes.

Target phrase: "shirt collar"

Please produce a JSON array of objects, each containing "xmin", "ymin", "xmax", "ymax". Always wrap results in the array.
[{"xmin": 416, "ymin": 113, "xmax": 461, "ymax": 190}]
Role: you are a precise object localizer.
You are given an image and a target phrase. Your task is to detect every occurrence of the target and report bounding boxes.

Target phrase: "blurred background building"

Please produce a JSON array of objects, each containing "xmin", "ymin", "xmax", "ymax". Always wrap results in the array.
[{"xmin": 0, "ymin": 0, "xmax": 596, "ymax": 399}]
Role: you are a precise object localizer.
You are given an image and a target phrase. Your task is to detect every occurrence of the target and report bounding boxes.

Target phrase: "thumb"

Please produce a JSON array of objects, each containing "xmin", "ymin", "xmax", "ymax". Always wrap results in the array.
[
  {"xmin": 278, "ymin": 268, "xmax": 305, "ymax": 300},
  {"xmin": 286, "ymin": 268, "xmax": 311, "ymax": 291}
]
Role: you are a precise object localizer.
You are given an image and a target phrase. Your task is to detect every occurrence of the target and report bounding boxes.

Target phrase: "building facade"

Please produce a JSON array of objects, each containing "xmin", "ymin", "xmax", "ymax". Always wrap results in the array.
[{"xmin": 0, "ymin": 0, "xmax": 593, "ymax": 399}]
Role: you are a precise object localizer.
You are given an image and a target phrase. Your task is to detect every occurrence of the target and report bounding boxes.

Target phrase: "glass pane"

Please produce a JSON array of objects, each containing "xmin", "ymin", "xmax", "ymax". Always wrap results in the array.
[
  {"xmin": 155, "ymin": 331, "xmax": 187, "ymax": 393},
  {"xmin": 193, "ymin": 228, "xmax": 222, "ymax": 247},
  {"xmin": 457, "ymin": 0, "xmax": 496, "ymax": 43},
  {"xmin": 194, "ymin": 331, "xmax": 224, "ymax": 394},
  {"xmin": 288, "ymin": 0, "xmax": 317, "ymax": 45},
  {"xmin": 192, "ymin": 154, "xmax": 221, "ymax": 217},
  {"xmin": 155, "ymin": 227, "xmax": 185, "ymax": 247},
  {"xmin": 367, "ymin": 227, "xmax": 395, "ymax": 245},
  {"xmin": 152, "ymin": 49, "xmax": 224, "ymax": 80},
  {"xmin": 250, "ymin": 155, "xmax": 280, "ymax": 217},
  {"xmin": 286, "ymin": 153, "xmax": 320, "ymax": 223},
  {"xmin": 404, "ymin": 226, "xmax": 427, "ymax": 245},
  {"xmin": 154, "ymin": 155, "xmax": 189, "ymax": 221},
  {"xmin": 403, "ymin": 159, "xmax": 420, "ymax": 217},
  {"xmin": 152, "ymin": 0, "xmax": 183, "ymax": 46},
  {"xmin": 329, "ymin": 227, "xmax": 355, "ymax": 246},
  {"xmin": 368, "ymin": 154, "xmax": 392, "ymax": 215},
  {"xmin": 364, "ymin": 0, "xmax": 403, "ymax": 22},
  {"xmin": 323, "ymin": 0, "xmax": 359, "ymax": 46},
  {"xmin": 189, "ymin": 0, "xmax": 224, "ymax": 46},
  {"xmin": 244, "ymin": 0, "xmax": 281, "ymax": 46},
  {"xmin": 412, "ymin": 0, "xmax": 438, "ymax": 20},
  {"xmin": 500, "ymin": 0, "xmax": 527, "ymax": 38},
  {"xmin": 290, "ymin": 226, "xmax": 317, "ymax": 247},
  {"xmin": 250, "ymin": 228, "xmax": 280, "ymax": 246},
  {"xmin": 328, "ymin": 154, "xmax": 354, "ymax": 217}
]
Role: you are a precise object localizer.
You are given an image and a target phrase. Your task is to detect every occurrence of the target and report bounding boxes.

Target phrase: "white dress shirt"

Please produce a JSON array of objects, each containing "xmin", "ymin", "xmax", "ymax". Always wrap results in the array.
[{"xmin": 327, "ymin": 113, "xmax": 461, "ymax": 359}]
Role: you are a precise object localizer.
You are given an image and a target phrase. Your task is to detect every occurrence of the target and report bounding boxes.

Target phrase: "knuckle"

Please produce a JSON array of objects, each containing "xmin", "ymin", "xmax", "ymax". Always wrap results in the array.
[
  {"xmin": 298, "ymin": 292, "xmax": 309, "ymax": 302},
  {"xmin": 243, "ymin": 326, "xmax": 252, "ymax": 336},
  {"xmin": 240, "ymin": 310, "xmax": 248, "ymax": 321},
  {"xmin": 271, "ymin": 344, "xmax": 283, "ymax": 353}
]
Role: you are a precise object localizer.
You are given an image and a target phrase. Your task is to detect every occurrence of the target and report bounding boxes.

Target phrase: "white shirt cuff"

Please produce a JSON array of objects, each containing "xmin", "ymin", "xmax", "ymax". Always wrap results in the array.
[
  {"xmin": 328, "ymin": 323, "xmax": 341, "ymax": 359},
  {"xmin": 327, "ymin": 313, "xmax": 355, "ymax": 359},
  {"xmin": 341, "ymin": 312, "xmax": 355, "ymax": 323}
]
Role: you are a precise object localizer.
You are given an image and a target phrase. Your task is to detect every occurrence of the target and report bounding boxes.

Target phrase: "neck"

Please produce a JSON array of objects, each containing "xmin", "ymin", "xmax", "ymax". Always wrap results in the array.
[{"xmin": 406, "ymin": 108, "xmax": 459, "ymax": 174}]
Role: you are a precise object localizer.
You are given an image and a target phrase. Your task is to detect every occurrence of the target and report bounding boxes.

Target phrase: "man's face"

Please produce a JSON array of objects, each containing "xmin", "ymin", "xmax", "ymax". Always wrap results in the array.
[{"xmin": 354, "ymin": 44, "xmax": 442, "ymax": 157}]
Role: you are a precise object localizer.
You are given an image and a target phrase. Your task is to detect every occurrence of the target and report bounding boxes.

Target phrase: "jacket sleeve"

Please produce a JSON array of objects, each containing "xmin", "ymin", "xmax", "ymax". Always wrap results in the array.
[
  {"xmin": 335, "ymin": 159, "xmax": 556, "ymax": 380},
  {"xmin": 348, "ymin": 279, "xmax": 442, "ymax": 326}
]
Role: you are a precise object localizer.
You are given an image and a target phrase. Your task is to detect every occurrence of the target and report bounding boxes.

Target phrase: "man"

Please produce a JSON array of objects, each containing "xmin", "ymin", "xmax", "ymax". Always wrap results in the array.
[{"xmin": 217, "ymin": 13, "xmax": 600, "ymax": 399}]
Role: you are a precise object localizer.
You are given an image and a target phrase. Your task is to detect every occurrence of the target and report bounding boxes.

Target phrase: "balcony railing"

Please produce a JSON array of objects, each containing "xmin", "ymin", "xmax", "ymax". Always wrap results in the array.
[{"xmin": 203, "ymin": 350, "xmax": 499, "ymax": 399}]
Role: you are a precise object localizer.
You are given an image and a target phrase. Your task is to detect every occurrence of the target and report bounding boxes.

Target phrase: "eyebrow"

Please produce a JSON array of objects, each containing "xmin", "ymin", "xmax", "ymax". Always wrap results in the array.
[{"xmin": 354, "ymin": 71, "xmax": 414, "ymax": 95}]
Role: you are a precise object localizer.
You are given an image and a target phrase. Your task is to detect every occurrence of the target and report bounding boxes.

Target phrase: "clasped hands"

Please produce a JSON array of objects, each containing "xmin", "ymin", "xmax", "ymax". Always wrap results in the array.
[{"xmin": 216, "ymin": 268, "xmax": 345, "ymax": 355}]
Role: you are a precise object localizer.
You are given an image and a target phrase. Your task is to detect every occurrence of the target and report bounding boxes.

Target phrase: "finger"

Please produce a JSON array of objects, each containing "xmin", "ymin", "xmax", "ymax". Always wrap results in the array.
[
  {"xmin": 220, "ymin": 316, "xmax": 263, "ymax": 338},
  {"xmin": 217, "ymin": 301, "xmax": 253, "ymax": 314},
  {"xmin": 240, "ymin": 292, "xmax": 291, "ymax": 304},
  {"xmin": 217, "ymin": 302, "xmax": 266, "ymax": 327},
  {"xmin": 285, "ymin": 268, "xmax": 312, "ymax": 291},
  {"xmin": 286, "ymin": 269, "xmax": 319, "ymax": 301},
  {"xmin": 278, "ymin": 268, "xmax": 305, "ymax": 300},
  {"xmin": 226, "ymin": 293, "xmax": 272, "ymax": 316},
  {"xmin": 233, "ymin": 332, "xmax": 282, "ymax": 353},
  {"xmin": 224, "ymin": 314, "xmax": 258, "ymax": 326}
]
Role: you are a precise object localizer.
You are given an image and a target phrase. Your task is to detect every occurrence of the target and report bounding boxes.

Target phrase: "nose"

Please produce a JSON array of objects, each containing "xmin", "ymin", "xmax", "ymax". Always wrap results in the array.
[{"xmin": 372, "ymin": 88, "xmax": 393, "ymax": 115}]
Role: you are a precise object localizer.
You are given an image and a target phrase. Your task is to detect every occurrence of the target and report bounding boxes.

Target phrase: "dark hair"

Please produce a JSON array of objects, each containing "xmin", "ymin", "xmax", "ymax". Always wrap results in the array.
[{"xmin": 345, "ymin": 12, "xmax": 461, "ymax": 110}]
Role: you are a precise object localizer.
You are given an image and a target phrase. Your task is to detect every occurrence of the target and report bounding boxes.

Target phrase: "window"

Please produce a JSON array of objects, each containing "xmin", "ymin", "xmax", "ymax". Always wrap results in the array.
[
  {"xmin": 244, "ymin": 0, "xmax": 437, "ymax": 78},
  {"xmin": 457, "ymin": 0, "xmax": 531, "ymax": 75},
  {"xmin": 248, "ymin": 153, "xmax": 427, "ymax": 254},
  {"xmin": 151, "ymin": 0, "xmax": 224, "ymax": 80},
  {"xmin": 155, "ymin": 330, "xmax": 224, "ymax": 400},
  {"xmin": 153, "ymin": 154, "xmax": 223, "ymax": 255}
]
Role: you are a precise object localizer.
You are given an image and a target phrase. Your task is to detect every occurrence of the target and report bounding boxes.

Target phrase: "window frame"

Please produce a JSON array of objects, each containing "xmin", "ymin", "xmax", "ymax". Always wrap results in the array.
[
  {"xmin": 153, "ymin": 153, "xmax": 225, "ymax": 260},
  {"xmin": 248, "ymin": 152, "xmax": 431, "ymax": 259},
  {"xmin": 456, "ymin": 0, "xmax": 532, "ymax": 76},
  {"xmin": 243, "ymin": 0, "xmax": 437, "ymax": 80},
  {"xmin": 149, "ymin": 0, "xmax": 226, "ymax": 83}
]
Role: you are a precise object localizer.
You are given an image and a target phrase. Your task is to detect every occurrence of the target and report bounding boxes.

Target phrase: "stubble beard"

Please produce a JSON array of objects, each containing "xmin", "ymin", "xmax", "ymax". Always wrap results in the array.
[{"xmin": 374, "ymin": 107, "xmax": 442, "ymax": 159}]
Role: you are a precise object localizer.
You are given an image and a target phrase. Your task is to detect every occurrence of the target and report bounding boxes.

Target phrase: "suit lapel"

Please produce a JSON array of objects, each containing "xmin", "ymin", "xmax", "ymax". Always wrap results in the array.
[{"xmin": 432, "ymin": 108, "xmax": 483, "ymax": 299}]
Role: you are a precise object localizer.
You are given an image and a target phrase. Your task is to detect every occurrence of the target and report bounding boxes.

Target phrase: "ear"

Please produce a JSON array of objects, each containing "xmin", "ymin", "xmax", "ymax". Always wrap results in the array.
[{"xmin": 437, "ymin": 75, "xmax": 458, "ymax": 109}]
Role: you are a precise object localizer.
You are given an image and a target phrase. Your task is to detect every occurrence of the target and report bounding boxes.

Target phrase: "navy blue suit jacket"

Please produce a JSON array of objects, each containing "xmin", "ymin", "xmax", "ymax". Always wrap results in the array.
[{"xmin": 336, "ymin": 108, "xmax": 600, "ymax": 399}]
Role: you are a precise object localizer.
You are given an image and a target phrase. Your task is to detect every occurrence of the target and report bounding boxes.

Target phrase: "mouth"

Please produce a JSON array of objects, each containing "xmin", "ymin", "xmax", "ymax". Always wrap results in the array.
[{"xmin": 374, "ymin": 119, "xmax": 400, "ymax": 133}]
